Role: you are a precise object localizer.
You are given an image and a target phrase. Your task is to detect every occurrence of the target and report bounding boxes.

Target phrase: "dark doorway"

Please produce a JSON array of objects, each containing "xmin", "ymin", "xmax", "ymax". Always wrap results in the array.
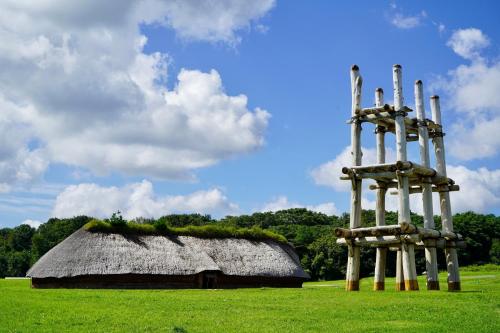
[{"xmin": 202, "ymin": 273, "xmax": 217, "ymax": 289}]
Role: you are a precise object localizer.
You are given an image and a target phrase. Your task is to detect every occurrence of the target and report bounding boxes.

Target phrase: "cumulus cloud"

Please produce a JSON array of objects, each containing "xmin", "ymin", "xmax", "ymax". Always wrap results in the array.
[
  {"xmin": 52, "ymin": 180, "xmax": 239, "ymax": 219},
  {"xmin": 0, "ymin": 0, "xmax": 274, "ymax": 185},
  {"xmin": 160, "ymin": 0, "xmax": 275, "ymax": 44},
  {"xmin": 447, "ymin": 165, "xmax": 500, "ymax": 213},
  {"xmin": 447, "ymin": 28, "xmax": 490, "ymax": 60},
  {"xmin": 311, "ymin": 146, "xmax": 396, "ymax": 192},
  {"xmin": 0, "ymin": 96, "xmax": 49, "ymax": 189},
  {"xmin": 430, "ymin": 28, "xmax": 500, "ymax": 160},
  {"xmin": 260, "ymin": 196, "xmax": 338, "ymax": 216},
  {"xmin": 22, "ymin": 219, "xmax": 42, "ymax": 229},
  {"xmin": 404, "ymin": 165, "xmax": 500, "ymax": 215}
]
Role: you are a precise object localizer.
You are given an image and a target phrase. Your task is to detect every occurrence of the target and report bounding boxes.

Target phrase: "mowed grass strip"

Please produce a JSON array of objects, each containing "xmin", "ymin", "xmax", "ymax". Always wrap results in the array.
[{"xmin": 0, "ymin": 267, "xmax": 499, "ymax": 333}]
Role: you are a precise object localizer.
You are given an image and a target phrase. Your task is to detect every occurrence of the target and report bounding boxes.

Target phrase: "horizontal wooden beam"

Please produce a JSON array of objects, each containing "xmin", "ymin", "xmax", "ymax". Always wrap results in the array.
[
  {"xmin": 335, "ymin": 223, "xmax": 462, "ymax": 240},
  {"xmin": 388, "ymin": 239, "xmax": 466, "ymax": 250},
  {"xmin": 349, "ymin": 111, "xmax": 442, "ymax": 137},
  {"xmin": 335, "ymin": 222, "xmax": 416, "ymax": 238},
  {"xmin": 336, "ymin": 234, "xmax": 420, "ymax": 246},
  {"xmin": 342, "ymin": 161, "xmax": 455, "ymax": 186},
  {"xmin": 388, "ymin": 184, "xmax": 460, "ymax": 195}
]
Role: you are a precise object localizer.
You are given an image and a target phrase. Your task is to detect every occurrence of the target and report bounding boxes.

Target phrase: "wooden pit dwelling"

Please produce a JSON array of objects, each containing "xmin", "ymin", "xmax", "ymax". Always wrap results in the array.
[{"xmin": 27, "ymin": 228, "xmax": 309, "ymax": 289}]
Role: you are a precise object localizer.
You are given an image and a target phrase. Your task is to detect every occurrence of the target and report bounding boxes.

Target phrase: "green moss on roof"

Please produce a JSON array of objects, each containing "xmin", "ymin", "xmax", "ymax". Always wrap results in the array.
[{"xmin": 83, "ymin": 219, "xmax": 288, "ymax": 244}]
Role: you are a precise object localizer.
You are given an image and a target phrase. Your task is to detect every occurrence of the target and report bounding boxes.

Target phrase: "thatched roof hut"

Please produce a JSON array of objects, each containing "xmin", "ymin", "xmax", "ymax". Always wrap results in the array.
[{"xmin": 27, "ymin": 228, "xmax": 309, "ymax": 289}]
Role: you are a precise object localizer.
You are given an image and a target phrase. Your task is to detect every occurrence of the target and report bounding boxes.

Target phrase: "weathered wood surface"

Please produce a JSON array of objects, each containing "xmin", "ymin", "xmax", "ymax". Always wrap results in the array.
[
  {"xmin": 374, "ymin": 87, "xmax": 387, "ymax": 291},
  {"xmin": 431, "ymin": 95, "xmax": 461, "ymax": 291},
  {"xmin": 345, "ymin": 161, "xmax": 437, "ymax": 176},
  {"xmin": 335, "ymin": 223, "xmax": 414, "ymax": 238},
  {"xmin": 337, "ymin": 234, "xmax": 420, "ymax": 246},
  {"xmin": 393, "ymin": 64, "xmax": 418, "ymax": 290},
  {"xmin": 335, "ymin": 223, "xmax": 461, "ymax": 239},
  {"xmin": 388, "ymin": 239, "xmax": 466, "ymax": 250},
  {"xmin": 346, "ymin": 65, "xmax": 363, "ymax": 291},
  {"xmin": 416, "ymin": 80, "xmax": 439, "ymax": 289},
  {"xmin": 356, "ymin": 103, "xmax": 394, "ymax": 116},
  {"xmin": 395, "ymin": 250, "xmax": 405, "ymax": 291},
  {"xmin": 388, "ymin": 184, "xmax": 460, "ymax": 195},
  {"xmin": 342, "ymin": 162, "xmax": 455, "ymax": 187}
]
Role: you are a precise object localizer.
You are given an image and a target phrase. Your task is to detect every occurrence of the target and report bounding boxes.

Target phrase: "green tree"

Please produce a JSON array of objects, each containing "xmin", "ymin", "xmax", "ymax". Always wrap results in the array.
[
  {"xmin": 7, "ymin": 224, "xmax": 34, "ymax": 252},
  {"xmin": 31, "ymin": 216, "xmax": 91, "ymax": 262}
]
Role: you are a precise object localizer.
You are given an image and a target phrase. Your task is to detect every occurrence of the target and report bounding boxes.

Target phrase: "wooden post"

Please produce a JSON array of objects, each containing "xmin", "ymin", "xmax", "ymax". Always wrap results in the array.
[
  {"xmin": 393, "ymin": 64, "xmax": 418, "ymax": 290},
  {"xmin": 430, "ymin": 95, "xmax": 461, "ymax": 291},
  {"xmin": 346, "ymin": 65, "xmax": 363, "ymax": 291},
  {"xmin": 374, "ymin": 88, "xmax": 387, "ymax": 291},
  {"xmin": 395, "ymin": 251, "xmax": 405, "ymax": 290},
  {"xmin": 415, "ymin": 81, "xmax": 439, "ymax": 290}
]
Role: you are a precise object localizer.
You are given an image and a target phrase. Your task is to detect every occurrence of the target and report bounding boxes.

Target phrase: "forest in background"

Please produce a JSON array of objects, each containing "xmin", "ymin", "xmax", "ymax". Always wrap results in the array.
[{"xmin": 1, "ymin": 209, "xmax": 499, "ymax": 280}]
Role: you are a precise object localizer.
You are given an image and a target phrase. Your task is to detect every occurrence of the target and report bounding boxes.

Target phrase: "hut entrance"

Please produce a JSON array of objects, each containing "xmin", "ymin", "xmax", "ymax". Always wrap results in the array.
[{"xmin": 202, "ymin": 272, "xmax": 217, "ymax": 289}]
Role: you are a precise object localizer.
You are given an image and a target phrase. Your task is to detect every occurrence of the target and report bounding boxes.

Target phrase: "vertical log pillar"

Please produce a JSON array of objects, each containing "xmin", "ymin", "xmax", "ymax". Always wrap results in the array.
[
  {"xmin": 395, "ymin": 251, "xmax": 405, "ymax": 291},
  {"xmin": 430, "ymin": 95, "xmax": 461, "ymax": 291},
  {"xmin": 346, "ymin": 65, "xmax": 363, "ymax": 291},
  {"xmin": 373, "ymin": 88, "xmax": 387, "ymax": 291},
  {"xmin": 393, "ymin": 64, "xmax": 418, "ymax": 291},
  {"xmin": 415, "ymin": 80, "xmax": 439, "ymax": 290}
]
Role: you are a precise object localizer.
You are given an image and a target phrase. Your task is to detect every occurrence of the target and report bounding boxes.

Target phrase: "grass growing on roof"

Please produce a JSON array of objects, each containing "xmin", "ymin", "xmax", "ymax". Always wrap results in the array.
[{"xmin": 83, "ymin": 219, "xmax": 288, "ymax": 243}]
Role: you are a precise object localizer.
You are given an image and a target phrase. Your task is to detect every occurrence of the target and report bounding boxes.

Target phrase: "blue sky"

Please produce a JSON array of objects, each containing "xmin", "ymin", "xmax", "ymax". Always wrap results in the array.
[{"xmin": 1, "ymin": 1, "xmax": 500, "ymax": 228}]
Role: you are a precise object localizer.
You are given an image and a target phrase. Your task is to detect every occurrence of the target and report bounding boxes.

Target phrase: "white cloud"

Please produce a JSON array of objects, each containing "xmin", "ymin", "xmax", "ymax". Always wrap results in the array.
[
  {"xmin": 391, "ymin": 12, "xmax": 422, "ymax": 29},
  {"xmin": 52, "ymin": 180, "xmax": 239, "ymax": 219},
  {"xmin": 447, "ymin": 28, "xmax": 490, "ymax": 60},
  {"xmin": 0, "ymin": 96, "xmax": 49, "ymax": 189},
  {"xmin": 448, "ymin": 116, "xmax": 500, "ymax": 160},
  {"xmin": 22, "ymin": 219, "xmax": 42, "ymax": 229},
  {"xmin": 0, "ymin": 0, "xmax": 274, "ymax": 185},
  {"xmin": 160, "ymin": 0, "xmax": 275, "ymax": 44},
  {"xmin": 438, "ymin": 23, "xmax": 446, "ymax": 34},
  {"xmin": 405, "ymin": 165, "xmax": 500, "ymax": 215},
  {"xmin": 260, "ymin": 196, "xmax": 338, "ymax": 216},
  {"xmin": 430, "ymin": 28, "xmax": 500, "ymax": 161},
  {"xmin": 447, "ymin": 165, "xmax": 500, "ymax": 213},
  {"xmin": 311, "ymin": 146, "xmax": 396, "ymax": 192}
]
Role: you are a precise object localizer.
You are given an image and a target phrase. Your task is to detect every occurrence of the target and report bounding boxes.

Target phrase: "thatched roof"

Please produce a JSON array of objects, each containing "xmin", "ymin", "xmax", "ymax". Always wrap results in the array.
[{"xmin": 27, "ymin": 228, "xmax": 309, "ymax": 279}]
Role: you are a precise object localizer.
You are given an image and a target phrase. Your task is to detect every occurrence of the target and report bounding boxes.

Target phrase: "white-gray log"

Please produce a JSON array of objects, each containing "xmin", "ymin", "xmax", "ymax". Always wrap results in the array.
[
  {"xmin": 337, "ymin": 234, "xmax": 420, "ymax": 246},
  {"xmin": 420, "ymin": 239, "xmax": 467, "ymax": 249},
  {"xmin": 335, "ymin": 223, "xmax": 460, "ymax": 239},
  {"xmin": 335, "ymin": 223, "xmax": 415, "ymax": 238},
  {"xmin": 389, "ymin": 184, "xmax": 460, "ymax": 195},
  {"xmin": 430, "ymin": 95, "xmax": 461, "ymax": 291},
  {"xmin": 416, "ymin": 80, "xmax": 439, "ymax": 289},
  {"xmin": 346, "ymin": 65, "xmax": 363, "ymax": 291},
  {"xmin": 395, "ymin": 161, "xmax": 437, "ymax": 177},
  {"xmin": 356, "ymin": 103, "xmax": 394, "ymax": 116},
  {"xmin": 395, "ymin": 250, "xmax": 405, "ymax": 290},
  {"xmin": 356, "ymin": 104, "xmax": 413, "ymax": 116},
  {"xmin": 390, "ymin": 239, "xmax": 466, "ymax": 250},
  {"xmin": 393, "ymin": 64, "xmax": 418, "ymax": 290},
  {"xmin": 374, "ymin": 87, "xmax": 387, "ymax": 290}
]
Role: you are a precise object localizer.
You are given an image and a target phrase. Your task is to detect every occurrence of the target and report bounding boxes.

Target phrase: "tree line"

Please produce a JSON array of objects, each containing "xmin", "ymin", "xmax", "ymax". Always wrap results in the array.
[{"xmin": 1, "ymin": 210, "xmax": 499, "ymax": 280}]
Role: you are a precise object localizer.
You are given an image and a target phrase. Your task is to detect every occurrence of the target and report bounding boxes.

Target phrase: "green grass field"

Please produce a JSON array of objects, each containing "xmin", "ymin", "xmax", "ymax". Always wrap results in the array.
[{"xmin": 1, "ymin": 266, "xmax": 499, "ymax": 333}]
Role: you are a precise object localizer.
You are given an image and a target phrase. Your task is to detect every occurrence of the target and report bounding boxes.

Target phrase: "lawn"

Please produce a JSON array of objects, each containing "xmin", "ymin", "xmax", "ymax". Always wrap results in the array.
[{"xmin": 1, "ymin": 266, "xmax": 498, "ymax": 333}]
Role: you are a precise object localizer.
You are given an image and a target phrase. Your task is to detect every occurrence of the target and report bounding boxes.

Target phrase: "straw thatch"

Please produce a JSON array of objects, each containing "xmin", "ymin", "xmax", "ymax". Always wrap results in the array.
[{"xmin": 27, "ymin": 228, "xmax": 309, "ymax": 288}]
